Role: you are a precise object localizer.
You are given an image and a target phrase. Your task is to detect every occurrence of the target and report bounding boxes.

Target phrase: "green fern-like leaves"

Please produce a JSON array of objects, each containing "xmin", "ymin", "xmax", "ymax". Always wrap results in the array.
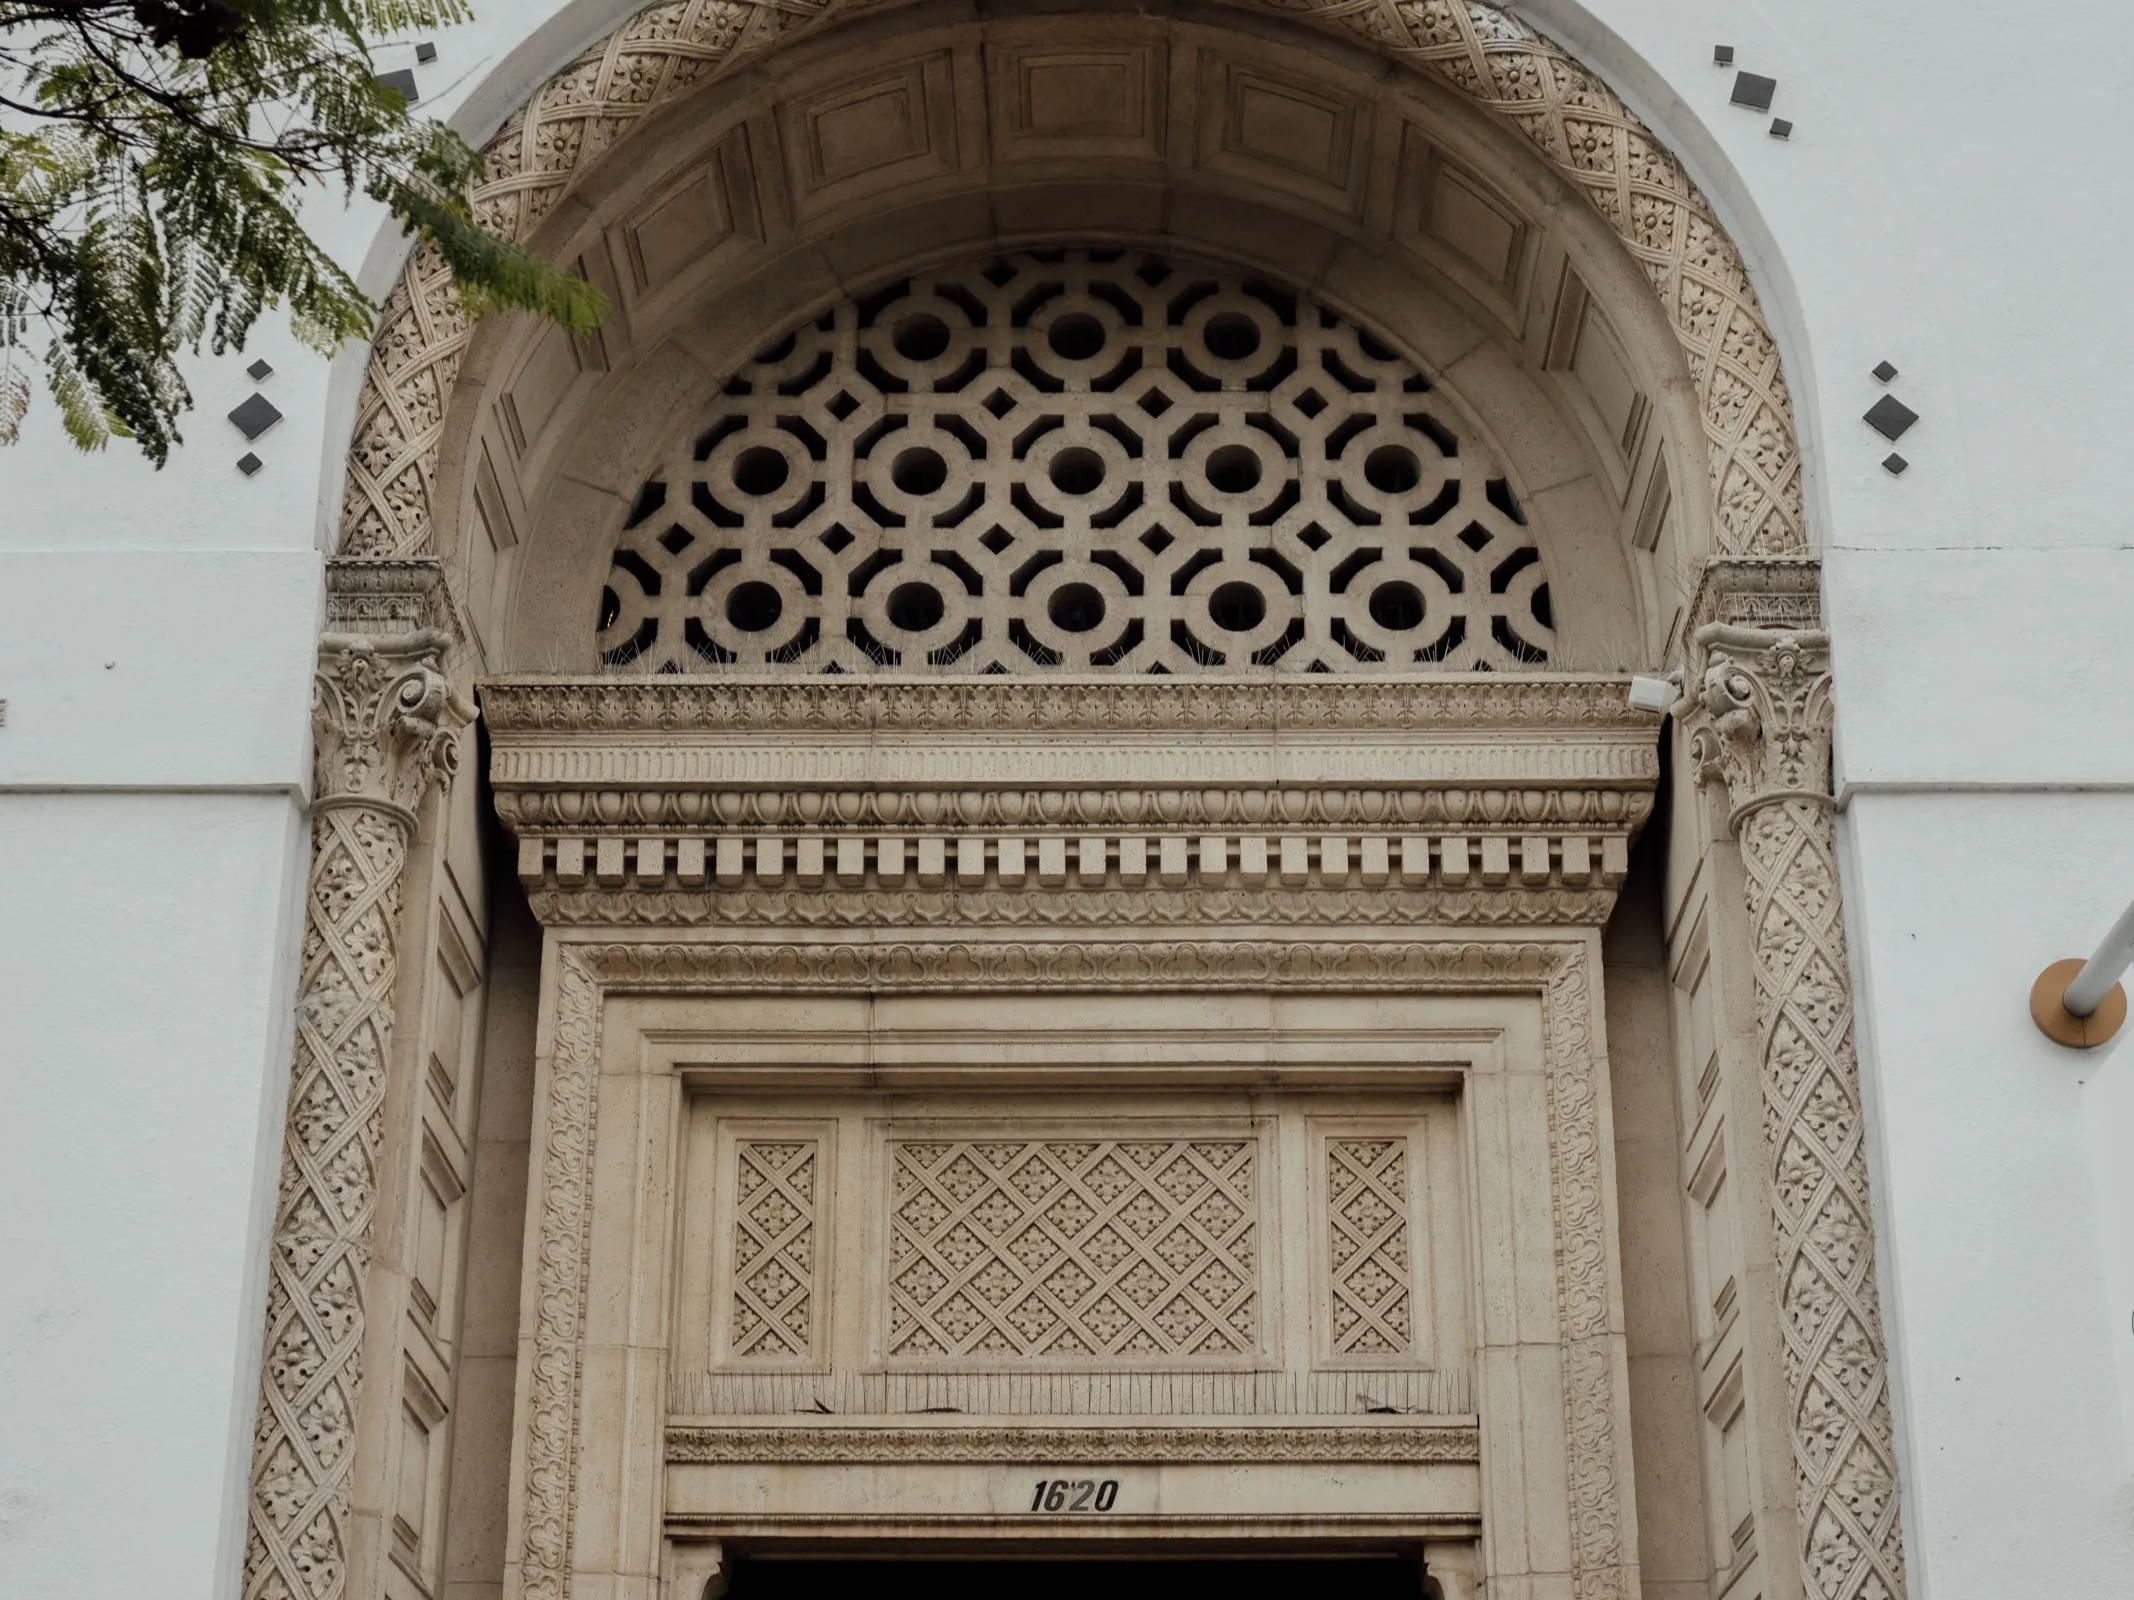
[{"xmin": 0, "ymin": 1, "xmax": 603, "ymax": 464}]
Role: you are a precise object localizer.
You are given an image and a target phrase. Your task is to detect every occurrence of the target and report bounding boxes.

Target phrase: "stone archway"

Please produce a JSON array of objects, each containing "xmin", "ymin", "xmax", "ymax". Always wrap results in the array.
[
  {"xmin": 246, "ymin": 10, "xmax": 1909, "ymax": 1600},
  {"xmin": 337, "ymin": 0, "xmax": 1803, "ymax": 568}
]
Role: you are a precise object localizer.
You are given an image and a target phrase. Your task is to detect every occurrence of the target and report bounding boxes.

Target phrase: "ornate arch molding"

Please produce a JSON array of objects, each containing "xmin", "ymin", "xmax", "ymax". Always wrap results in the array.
[{"xmin": 337, "ymin": 0, "xmax": 1804, "ymax": 568}]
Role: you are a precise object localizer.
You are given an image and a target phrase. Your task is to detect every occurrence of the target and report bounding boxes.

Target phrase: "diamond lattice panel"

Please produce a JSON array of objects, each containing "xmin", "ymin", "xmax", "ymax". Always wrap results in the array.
[
  {"xmin": 601, "ymin": 249, "xmax": 1555, "ymax": 673},
  {"xmin": 885, "ymin": 1137, "xmax": 1260, "ymax": 1362},
  {"xmin": 729, "ymin": 1139, "xmax": 820, "ymax": 1361},
  {"xmin": 1326, "ymin": 1136, "xmax": 1415, "ymax": 1360}
]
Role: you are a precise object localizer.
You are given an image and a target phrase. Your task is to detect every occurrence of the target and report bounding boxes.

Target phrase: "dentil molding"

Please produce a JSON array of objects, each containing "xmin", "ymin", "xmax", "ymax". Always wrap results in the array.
[{"xmin": 485, "ymin": 676, "xmax": 1660, "ymax": 926}]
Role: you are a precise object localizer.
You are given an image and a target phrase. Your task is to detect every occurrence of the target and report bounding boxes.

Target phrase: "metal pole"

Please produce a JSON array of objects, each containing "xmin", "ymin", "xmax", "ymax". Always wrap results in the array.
[{"xmin": 2063, "ymin": 897, "xmax": 2134, "ymax": 1018}]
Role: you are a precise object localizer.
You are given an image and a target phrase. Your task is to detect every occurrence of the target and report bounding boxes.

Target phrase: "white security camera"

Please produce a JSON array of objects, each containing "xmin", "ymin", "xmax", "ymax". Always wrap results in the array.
[{"xmin": 1626, "ymin": 669, "xmax": 1683, "ymax": 714}]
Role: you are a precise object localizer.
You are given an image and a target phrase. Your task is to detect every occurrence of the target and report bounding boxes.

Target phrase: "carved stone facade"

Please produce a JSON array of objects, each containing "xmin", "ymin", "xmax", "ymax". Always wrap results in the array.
[
  {"xmin": 1683, "ymin": 605, "xmax": 1910, "ymax": 1600},
  {"xmin": 269, "ymin": 7, "xmax": 1922, "ymax": 1600},
  {"xmin": 339, "ymin": 0, "xmax": 1802, "ymax": 569},
  {"xmin": 245, "ymin": 565, "xmax": 460, "ymax": 1600},
  {"xmin": 480, "ymin": 678, "xmax": 1650, "ymax": 1600}
]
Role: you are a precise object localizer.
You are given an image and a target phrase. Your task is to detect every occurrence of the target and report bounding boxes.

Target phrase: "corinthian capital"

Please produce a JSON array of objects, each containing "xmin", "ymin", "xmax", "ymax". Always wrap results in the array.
[
  {"xmin": 1684, "ymin": 624, "xmax": 1835, "ymax": 825},
  {"xmin": 312, "ymin": 631, "xmax": 459, "ymax": 820}
]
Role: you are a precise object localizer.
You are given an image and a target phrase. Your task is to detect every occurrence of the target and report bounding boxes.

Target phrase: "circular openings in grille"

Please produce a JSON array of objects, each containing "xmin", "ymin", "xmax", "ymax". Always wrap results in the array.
[
  {"xmin": 1364, "ymin": 445, "xmax": 1422, "ymax": 495},
  {"xmin": 887, "ymin": 581, "xmax": 945, "ymax": 633},
  {"xmin": 1048, "ymin": 447, "xmax": 1106, "ymax": 496},
  {"xmin": 1047, "ymin": 581, "xmax": 1106, "ymax": 634},
  {"xmin": 1047, "ymin": 313, "xmax": 1106, "ymax": 362},
  {"xmin": 1203, "ymin": 312, "xmax": 1261, "ymax": 362},
  {"xmin": 1368, "ymin": 580, "xmax": 1425, "ymax": 632},
  {"xmin": 893, "ymin": 313, "xmax": 951, "ymax": 362},
  {"xmin": 732, "ymin": 447, "xmax": 788, "ymax": 496},
  {"xmin": 1208, "ymin": 580, "xmax": 1266, "ymax": 633},
  {"xmin": 1205, "ymin": 444, "xmax": 1261, "ymax": 495},
  {"xmin": 725, "ymin": 580, "xmax": 784, "ymax": 633},
  {"xmin": 892, "ymin": 446, "xmax": 948, "ymax": 496}
]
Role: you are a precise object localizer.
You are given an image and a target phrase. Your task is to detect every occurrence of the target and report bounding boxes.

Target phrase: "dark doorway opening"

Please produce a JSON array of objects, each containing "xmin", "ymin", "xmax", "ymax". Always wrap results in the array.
[{"xmin": 726, "ymin": 1556, "xmax": 1427, "ymax": 1600}]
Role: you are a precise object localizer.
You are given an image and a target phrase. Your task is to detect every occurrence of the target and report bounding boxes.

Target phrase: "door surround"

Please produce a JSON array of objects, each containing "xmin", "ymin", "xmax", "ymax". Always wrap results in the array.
[{"xmin": 483, "ymin": 675, "xmax": 1654, "ymax": 1600}]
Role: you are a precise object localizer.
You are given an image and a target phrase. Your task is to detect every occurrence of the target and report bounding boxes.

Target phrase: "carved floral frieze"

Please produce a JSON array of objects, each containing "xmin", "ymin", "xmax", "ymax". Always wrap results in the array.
[{"xmin": 665, "ymin": 1423, "xmax": 1482, "ymax": 1463}]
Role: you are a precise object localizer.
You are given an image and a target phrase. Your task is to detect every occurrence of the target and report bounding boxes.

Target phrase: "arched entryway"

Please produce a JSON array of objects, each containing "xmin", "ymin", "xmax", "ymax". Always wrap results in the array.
[{"xmin": 244, "ymin": 10, "xmax": 1905, "ymax": 1600}]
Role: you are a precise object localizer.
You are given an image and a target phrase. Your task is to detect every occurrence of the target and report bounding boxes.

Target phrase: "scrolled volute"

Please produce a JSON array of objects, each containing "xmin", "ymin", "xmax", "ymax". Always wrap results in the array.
[
  {"xmin": 311, "ymin": 630, "xmax": 460, "ymax": 822},
  {"xmin": 1683, "ymin": 623, "xmax": 1835, "ymax": 828}
]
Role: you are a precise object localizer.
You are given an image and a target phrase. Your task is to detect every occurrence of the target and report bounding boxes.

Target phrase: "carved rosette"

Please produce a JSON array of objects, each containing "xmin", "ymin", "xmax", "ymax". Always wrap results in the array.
[
  {"xmin": 243, "ymin": 629, "xmax": 458, "ymax": 1600},
  {"xmin": 1683, "ymin": 622, "xmax": 1910, "ymax": 1600}
]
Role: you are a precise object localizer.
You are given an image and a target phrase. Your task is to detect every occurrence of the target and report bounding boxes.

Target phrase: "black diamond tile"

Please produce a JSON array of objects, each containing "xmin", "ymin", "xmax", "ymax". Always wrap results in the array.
[
  {"xmin": 228, "ymin": 392, "xmax": 283, "ymax": 440},
  {"xmin": 1882, "ymin": 453, "xmax": 1908, "ymax": 476},
  {"xmin": 1770, "ymin": 118, "xmax": 1793, "ymax": 139},
  {"xmin": 1871, "ymin": 360, "xmax": 1899, "ymax": 384},
  {"xmin": 376, "ymin": 68, "xmax": 418, "ymax": 104},
  {"xmin": 246, "ymin": 358, "xmax": 273, "ymax": 381},
  {"xmin": 237, "ymin": 452, "xmax": 263, "ymax": 477},
  {"xmin": 1713, "ymin": 45, "xmax": 1735, "ymax": 66},
  {"xmin": 415, "ymin": 41, "xmax": 437, "ymax": 63},
  {"xmin": 1863, "ymin": 394, "xmax": 1918, "ymax": 442},
  {"xmin": 1730, "ymin": 71, "xmax": 1777, "ymax": 111}
]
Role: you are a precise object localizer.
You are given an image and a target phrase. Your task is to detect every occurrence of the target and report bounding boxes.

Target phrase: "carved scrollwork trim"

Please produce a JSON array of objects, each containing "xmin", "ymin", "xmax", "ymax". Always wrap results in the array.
[
  {"xmin": 479, "ymin": 674, "xmax": 1658, "ymax": 737},
  {"xmin": 525, "ymin": 886, "xmax": 1627, "ymax": 927},
  {"xmin": 665, "ymin": 1423, "xmax": 1482, "ymax": 1463}
]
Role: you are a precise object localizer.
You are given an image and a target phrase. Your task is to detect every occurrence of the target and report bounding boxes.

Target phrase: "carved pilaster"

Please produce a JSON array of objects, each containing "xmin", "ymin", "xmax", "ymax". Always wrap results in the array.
[
  {"xmin": 1682, "ymin": 597, "xmax": 1910, "ymax": 1600},
  {"xmin": 244, "ymin": 564, "xmax": 458, "ymax": 1600}
]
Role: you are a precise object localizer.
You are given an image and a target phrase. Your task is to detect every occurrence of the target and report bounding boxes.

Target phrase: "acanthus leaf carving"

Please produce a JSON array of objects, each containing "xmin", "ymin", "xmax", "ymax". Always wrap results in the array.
[{"xmin": 312, "ymin": 629, "xmax": 460, "ymax": 821}]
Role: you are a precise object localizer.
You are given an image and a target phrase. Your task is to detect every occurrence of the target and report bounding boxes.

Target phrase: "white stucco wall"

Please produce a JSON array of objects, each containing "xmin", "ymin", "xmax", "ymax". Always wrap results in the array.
[{"xmin": 1, "ymin": 1, "xmax": 2130, "ymax": 1595}]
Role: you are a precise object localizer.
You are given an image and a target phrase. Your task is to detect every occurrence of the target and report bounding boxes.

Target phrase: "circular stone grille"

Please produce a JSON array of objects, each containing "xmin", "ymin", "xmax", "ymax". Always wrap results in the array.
[{"xmin": 599, "ymin": 249, "xmax": 1555, "ymax": 673}]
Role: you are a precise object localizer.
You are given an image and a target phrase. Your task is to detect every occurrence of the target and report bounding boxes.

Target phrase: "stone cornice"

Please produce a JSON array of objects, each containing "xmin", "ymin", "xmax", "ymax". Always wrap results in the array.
[
  {"xmin": 486, "ymin": 676, "xmax": 1658, "ymax": 927},
  {"xmin": 1684, "ymin": 556, "xmax": 1823, "ymax": 645},
  {"xmin": 324, "ymin": 555, "xmax": 452, "ymax": 637},
  {"xmin": 479, "ymin": 674, "xmax": 1655, "ymax": 738}
]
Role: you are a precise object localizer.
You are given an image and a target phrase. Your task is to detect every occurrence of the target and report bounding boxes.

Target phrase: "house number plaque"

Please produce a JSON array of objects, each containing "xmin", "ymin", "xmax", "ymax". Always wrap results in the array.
[{"xmin": 1029, "ymin": 1477, "xmax": 1123, "ymax": 1512}]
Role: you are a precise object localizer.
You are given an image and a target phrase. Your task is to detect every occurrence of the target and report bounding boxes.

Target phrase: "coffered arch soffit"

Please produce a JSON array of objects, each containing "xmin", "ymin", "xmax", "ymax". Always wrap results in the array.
[{"xmin": 352, "ymin": 0, "xmax": 1805, "ymax": 671}]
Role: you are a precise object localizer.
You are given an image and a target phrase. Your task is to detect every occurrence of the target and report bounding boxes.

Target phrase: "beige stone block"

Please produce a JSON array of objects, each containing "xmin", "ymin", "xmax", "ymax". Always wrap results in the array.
[
  {"xmin": 1078, "ymin": 835, "xmax": 1107, "ymax": 883},
  {"xmin": 713, "ymin": 837, "xmax": 745, "ymax": 887},
  {"xmin": 1116, "ymin": 835, "xmax": 1145, "ymax": 883},
  {"xmin": 916, "ymin": 836, "xmax": 947, "ymax": 887},
  {"xmin": 834, "ymin": 836, "xmax": 865, "ymax": 884},
  {"xmin": 675, "ymin": 838, "xmax": 708, "ymax": 886},
  {"xmin": 1159, "ymin": 835, "xmax": 1190, "ymax": 885}
]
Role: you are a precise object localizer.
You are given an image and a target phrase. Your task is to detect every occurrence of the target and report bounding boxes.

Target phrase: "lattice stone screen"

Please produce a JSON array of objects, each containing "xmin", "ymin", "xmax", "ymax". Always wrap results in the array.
[
  {"xmin": 600, "ymin": 249, "xmax": 1555, "ymax": 673},
  {"xmin": 885, "ymin": 1137, "xmax": 1260, "ymax": 1361}
]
